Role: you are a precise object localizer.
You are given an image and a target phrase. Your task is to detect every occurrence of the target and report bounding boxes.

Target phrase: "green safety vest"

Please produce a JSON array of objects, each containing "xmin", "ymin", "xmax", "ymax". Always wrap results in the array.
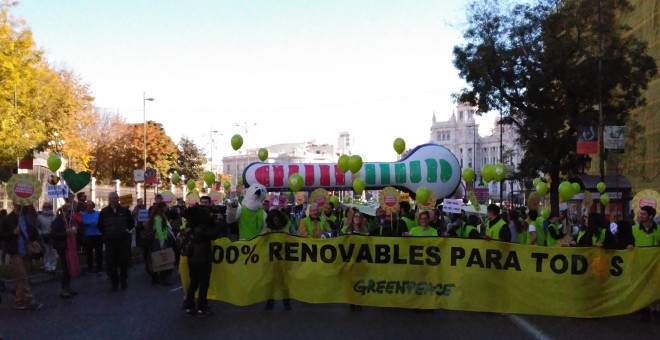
[
  {"xmin": 517, "ymin": 230, "xmax": 529, "ymax": 245},
  {"xmin": 577, "ymin": 229, "xmax": 596, "ymax": 246},
  {"xmin": 302, "ymin": 216, "xmax": 328, "ymax": 237},
  {"xmin": 401, "ymin": 216, "xmax": 417, "ymax": 231},
  {"xmin": 326, "ymin": 214, "xmax": 337, "ymax": 224},
  {"xmin": 238, "ymin": 208, "xmax": 264, "ymax": 240},
  {"xmin": 534, "ymin": 217, "xmax": 546, "ymax": 246},
  {"xmin": 486, "ymin": 218, "xmax": 506, "ymax": 240},
  {"xmin": 546, "ymin": 223, "xmax": 561, "ymax": 247},
  {"xmin": 409, "ymin": 226, "xmax": 438, "ymax": 237},
  {"xmin": 632, "ymin": 224, "xmax": 659, "ymax": 247},
  {"xmin": 461, "ymin": 224, "xmax": 477, "ymax": 239}
]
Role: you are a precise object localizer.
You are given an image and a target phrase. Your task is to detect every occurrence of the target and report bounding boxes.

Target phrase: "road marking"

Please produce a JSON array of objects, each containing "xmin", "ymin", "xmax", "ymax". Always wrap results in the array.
[
  {"xmin": 170, "ymin": 286, "xmax": 183, "ymax": 292},
  {"xmin": 507, "ymin": 314, "xmax": 553, "ymax": 340}
]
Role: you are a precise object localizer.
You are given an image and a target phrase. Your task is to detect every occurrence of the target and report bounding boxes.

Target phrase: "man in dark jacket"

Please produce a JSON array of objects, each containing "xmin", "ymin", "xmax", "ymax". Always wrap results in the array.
[
  {"xmin": 98, "ymin": 192, "xmax": 134, "ymax": 291},
  {"xmin": 182, "ymin": 202, "xmax": 222, "ymax": 317}
]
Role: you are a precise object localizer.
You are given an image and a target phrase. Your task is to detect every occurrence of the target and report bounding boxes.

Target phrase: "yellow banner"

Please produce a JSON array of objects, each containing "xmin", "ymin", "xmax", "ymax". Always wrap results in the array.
[{"xmin": 179, "ymin": 234, "xmax": 660, "ymax": 318}]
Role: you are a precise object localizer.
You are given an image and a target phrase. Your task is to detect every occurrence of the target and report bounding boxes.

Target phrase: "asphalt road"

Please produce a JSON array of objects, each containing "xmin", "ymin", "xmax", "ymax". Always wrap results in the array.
[{"xmin": 0, "ymin": 268, "xmax": 658, "ymax": 340}]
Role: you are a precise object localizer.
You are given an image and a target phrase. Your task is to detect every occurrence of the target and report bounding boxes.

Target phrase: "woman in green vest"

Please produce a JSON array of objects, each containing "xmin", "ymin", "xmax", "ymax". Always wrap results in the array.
[
  {"xmin": 546, "ymin": 212, "xmax": 565, "ymax": 247},
  {"xmin": 407, "ymin": 211, "xmax": 438, "ymax": 237},
  {"xmin": 341, "ymin": 210, "xmax": 368, "ymax": 235},
  {"xmin": 569, "ymin": 213, "xmax": 605, "ymax": 247},
  {"xmin": 510, "ymin": 210, "xmax": 528, "ymax": 245},
  {"xmin": 263, "ymin": 209, "xmax": 292, "ymax": 311}
]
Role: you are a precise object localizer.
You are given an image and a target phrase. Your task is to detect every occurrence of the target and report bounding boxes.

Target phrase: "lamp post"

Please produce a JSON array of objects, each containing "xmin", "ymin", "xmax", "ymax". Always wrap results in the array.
[
  {"xmin": 143, "ymin": 92, "xmax": 154, "ymax": 202},
  {"xmin": 236, "ymin": 122, "xmax": 257, "ymax": 165},
  {"xmin": 210, "ymin": 129, "xmax": 219, "ymax": 174},
  {"xmin": 48, "ymin": 132, "xmax": 65, "ymax": 154},
  {"xmin": 466, "ymin": 124, "xmax": 478, "ymax": 187}
]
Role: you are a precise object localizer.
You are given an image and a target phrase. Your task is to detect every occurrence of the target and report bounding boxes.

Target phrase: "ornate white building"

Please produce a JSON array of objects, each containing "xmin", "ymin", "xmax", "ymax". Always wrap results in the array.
[{"xmin": 430, "ymin": 103, "xmax": 524, "ymax": 202}]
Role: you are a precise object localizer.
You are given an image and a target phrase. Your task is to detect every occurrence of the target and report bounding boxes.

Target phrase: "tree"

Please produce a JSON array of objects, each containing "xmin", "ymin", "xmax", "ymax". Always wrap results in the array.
[
  {"xmin": 0, "ymin": 3, "xmax": 95, "ymax": 180},
  {"xmin": 175, "ymin": 136, "xmax": 206, "ymax": 182},
  {"xmin": 453, "ymin": 0, "xmax": 656, "ymax": 213}
]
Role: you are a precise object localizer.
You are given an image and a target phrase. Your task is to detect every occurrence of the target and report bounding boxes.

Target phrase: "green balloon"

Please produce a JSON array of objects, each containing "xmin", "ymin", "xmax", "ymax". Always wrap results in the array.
[
  {"xmin": 352, "ymin": 178, "xmax": 365, "ymax": 194},
  {"xmin": 415, "ymin": 187, "xmax": 431, "ymax": 204},
  {"xmin": 171, "ymin": 173, "xmax": 180, "ymax": 185},
  {"xmin": 231, "ymin": 134, "xmax": 243, "ymax": 151},
  {"xmin": 481, "ymin": 164, "xmax": 494, "ymax": 183},
  {"xmin": 532, "ymin": 178, "xmax": 542, "ymax": 187},
  {"xmin": 571, "ymin": 182, "xmax": 581, "ymax": 195},
  {"xmin": 600, "ymin": 194, "xmax": 610, "ymax": 206},
  {"xmin": 223, "ymin": 181, "xmax": 231, "ymax": 190},
  {"xmin": 337, "ymin": 155, "xmax": 349, "ymax": 173},
  {"xmin": 187, "ymin": 179, "xmax": 196, "ymax": 191},
  {"xmin": 203, "ymin": 171, "xmax": 215, "ymax": 187},
  {"xmin": 237, "ymin": 177, "xmax": 243, "ymax": 186},
  {"xmin": 288, "ymin": 174, "xmax": 303, "ymax": 192},
  {"xmin": 493, "ymin": 163, "xmax": 507, "ymax": 181},
  {"xmin": 535, "ymin": 182, "xmax": 548, "ymax": 196},
  {"xmin": 348, "ymin": 155, "xmax": 363, "ymax": 173},
  {"xmin": 558, "ymin": 181, "xmax": 573, "ymax": 201},
  {"xmin": 47, "ymin": 154, "xmax": 62, "ymax": 173},
  {"xmin": 393, "ymin": 138, "xmax": 406, "ymax": 154},
  {"xmin": 258, "ymin": 148, "xmax": 268, "ymax": 161},
  {"xmin": 329, "ymin": 195, "xmax": 340, "ymax": 207},
  {"xmin": 541, "ymin": 207, "xmax": 550, "ymax": 219},
  {"xmin": 462, "ymin": 168, "xmax": 476, "ymax": 182},
  {"xmin": 596, "ymin": 181, "xmax": 606, "ymax": 194}
]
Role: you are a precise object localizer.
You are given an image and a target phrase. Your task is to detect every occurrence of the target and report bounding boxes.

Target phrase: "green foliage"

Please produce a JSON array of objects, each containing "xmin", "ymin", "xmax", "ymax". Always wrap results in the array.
[
  {"xmin": 453, "ymin": 0, "xmax": 656, "ymax": 212},
  {"xmin": 175, "ymin": 136, "xmax": 206, "ymax": 183}
]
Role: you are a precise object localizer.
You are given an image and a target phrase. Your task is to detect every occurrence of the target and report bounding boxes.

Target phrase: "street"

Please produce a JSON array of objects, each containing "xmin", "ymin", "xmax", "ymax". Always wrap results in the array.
[{"xmin": 1, "ymin": 268, "xmax": 658, "ymax": 340}]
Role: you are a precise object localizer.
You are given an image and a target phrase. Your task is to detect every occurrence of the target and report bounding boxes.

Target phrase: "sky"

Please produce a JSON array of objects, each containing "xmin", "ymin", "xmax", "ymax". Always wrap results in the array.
[{"xmin": 11, "ymin": 0, "xmax": 498, "ymax": 163}]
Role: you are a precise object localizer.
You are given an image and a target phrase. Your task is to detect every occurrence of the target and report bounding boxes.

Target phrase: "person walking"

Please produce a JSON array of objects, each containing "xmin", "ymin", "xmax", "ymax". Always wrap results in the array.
[
  {"xmin": 51, "ymin": 204, "xmax": 79, "ymax": 298},
  {"xmin": 0, "ymin": 204, "xmax": 44, "ymax": 310},
  {"xmin": 36, "ymin": 202, "xmax": 57, "ymax": 272},
  {"xmin": 81, "ymin": 201, "xmax": 103, "ymax": 274},
  {"xmin": 98, "ymin": 192, "xmax": 134, "ymax": 291}
]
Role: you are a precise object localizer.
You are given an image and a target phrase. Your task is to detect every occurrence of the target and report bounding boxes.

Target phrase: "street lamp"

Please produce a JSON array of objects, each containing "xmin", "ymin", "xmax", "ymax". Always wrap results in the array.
[
  {"xmin": 48, "ymin": 132, "xmax": 65, "ymax": 154},
  {"xmin": 143, "ymin": 92, "xmax": 154, "ymax": 202},
  {"xmin": 235, "ymin": 122, "xmax": 257, "ymax": 166},
  {"xmin": 466, "ymin": 124, "xmax": 478, "ymax": 187},
  {"xmin": 210, "ymin": 129, "xmax": 219, "ymax": 174}
]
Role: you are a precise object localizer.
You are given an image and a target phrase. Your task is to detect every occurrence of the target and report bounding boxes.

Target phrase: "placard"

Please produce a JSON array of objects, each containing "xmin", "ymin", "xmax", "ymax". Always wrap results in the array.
[
  {"xmin": 443, "ymin": 199, "xmax": 463, "ymax": 214},
  {"xmin": 46, "ymin": 184, "xmax": 69, "ymax": 199}
]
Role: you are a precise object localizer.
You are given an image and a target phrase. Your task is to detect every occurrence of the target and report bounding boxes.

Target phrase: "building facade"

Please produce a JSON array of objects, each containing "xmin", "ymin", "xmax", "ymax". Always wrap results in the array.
[{"xmin": 429, "ymin": 103, "xmax": 523, "ymax": 202}]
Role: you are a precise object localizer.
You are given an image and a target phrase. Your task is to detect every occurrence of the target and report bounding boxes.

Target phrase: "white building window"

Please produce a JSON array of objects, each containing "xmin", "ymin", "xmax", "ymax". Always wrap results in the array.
[{"xmin": 446, "ymin": 131, "xmax": 451, "ymax": 140}]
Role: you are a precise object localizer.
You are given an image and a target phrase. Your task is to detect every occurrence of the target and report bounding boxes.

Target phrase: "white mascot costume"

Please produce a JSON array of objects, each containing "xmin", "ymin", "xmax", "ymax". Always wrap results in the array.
[{"xmin": 226, "ymin": 184, "xmax": 268, "ymax": 240}]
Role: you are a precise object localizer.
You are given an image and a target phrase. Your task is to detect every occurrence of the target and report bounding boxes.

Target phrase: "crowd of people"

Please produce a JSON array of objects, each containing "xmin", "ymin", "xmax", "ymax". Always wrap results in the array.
[{"xmin": 0, "ymin": 190, "xmax": 658, "ymax": 322}]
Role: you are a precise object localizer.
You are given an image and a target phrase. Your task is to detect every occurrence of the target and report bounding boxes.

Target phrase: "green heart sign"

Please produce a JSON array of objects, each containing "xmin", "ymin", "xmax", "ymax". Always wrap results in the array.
[{"xmin": 61, "ymin": 169, "xmax": 91, "ymax": 193}]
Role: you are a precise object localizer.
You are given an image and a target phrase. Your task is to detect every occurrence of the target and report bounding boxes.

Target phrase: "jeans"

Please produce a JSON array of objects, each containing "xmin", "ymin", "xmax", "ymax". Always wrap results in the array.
[
  {"xmin": 9, "ymin": 254, "xmax": 36, "ymax": 306},
  {"xmin": 55, "ymin": 248, "xmax": 71, "ymax": 289},
  {"xmin": 185, "ymin": 261, "xmax": 212, "ymax": 311},
  {"xmin": 85, "ymin": 236, "xmax": 103, "ymax": 272}
]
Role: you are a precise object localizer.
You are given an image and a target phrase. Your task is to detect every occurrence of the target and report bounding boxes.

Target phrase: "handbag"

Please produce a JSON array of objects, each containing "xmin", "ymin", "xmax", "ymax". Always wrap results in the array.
[{"xmin": 19, "ymin": 228, "xmax": 43, "ymax": 259}]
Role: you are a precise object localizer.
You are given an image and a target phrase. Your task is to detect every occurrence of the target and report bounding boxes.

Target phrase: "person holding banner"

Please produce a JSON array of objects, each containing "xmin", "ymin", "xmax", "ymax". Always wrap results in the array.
[
  {"xmin": 341, "ymin": 211, "xmax": 368, "ymax": 235},
  {"xmin": 484, "ymin": 204, "xmax": 511, "ymax": 242},
  {"xmin": 298, "ymin": 203, "xmax": 332, "ymax": 238},
  {"xmin": 407, "ymin": 211, "xmax": 438, "ymax": 237},
  {"xmin": 181, "ymin": 204, "xmax": 223, "ymax": 317},
  {"xmin": 397, "ymin": 202, "xmax": 417, "ymax": 233},
  {"xmin": 629, "ymin": 206, "xmax": 659, "ymax": 248},
  {"xmin": 626, "ymin": 206, "xmax": 660, "ymax": 322},
  {"xmin": 263, "ymin": 209, "xmax": 292, "ymax": 311},
  {"xmin": 51, "ymin": 204, "xmax": 79, "ymax": 298},
  {"xmin": 545, "ymin": 212, "xmax": 566, "ymax": 247},
  {"xmin": 569, "ymin": 213, "xmax": 605, "ymax": 247}
]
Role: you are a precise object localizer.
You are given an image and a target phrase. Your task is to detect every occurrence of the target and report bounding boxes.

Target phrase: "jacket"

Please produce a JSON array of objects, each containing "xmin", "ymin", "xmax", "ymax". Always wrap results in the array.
[{"xmin": 0, "ymin": 211, "xmax": 40, "ymax": 255}]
